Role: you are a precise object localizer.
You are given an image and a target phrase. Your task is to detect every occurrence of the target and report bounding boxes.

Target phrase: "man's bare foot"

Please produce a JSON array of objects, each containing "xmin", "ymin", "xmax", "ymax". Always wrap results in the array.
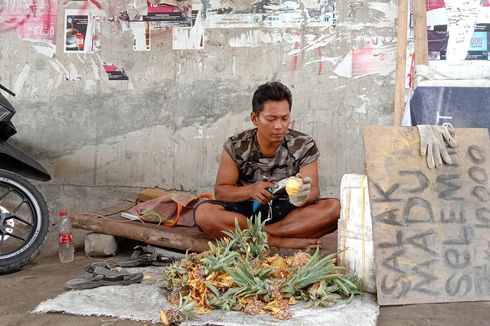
[{"xmin": 267, "ymin": 233, "xmax": 322, "ymax": 249}]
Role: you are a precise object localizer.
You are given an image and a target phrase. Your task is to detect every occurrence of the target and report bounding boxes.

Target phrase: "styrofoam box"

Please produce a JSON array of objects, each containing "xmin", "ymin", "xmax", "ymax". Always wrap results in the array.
[{"xmin": 338, "ymin": 174, "xmax": 376, "ymax": 293}]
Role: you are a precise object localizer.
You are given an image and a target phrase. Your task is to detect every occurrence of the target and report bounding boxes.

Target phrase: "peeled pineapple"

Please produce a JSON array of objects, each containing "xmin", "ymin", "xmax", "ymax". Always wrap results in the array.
[{"xmin": 285, "ymin": 177, "xmax": 303, "ymax": 197}]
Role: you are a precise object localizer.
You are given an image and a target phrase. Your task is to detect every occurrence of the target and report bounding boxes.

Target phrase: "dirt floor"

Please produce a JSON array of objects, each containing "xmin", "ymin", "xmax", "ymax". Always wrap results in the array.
[{"xmin": 1, "ymin": 238, "xmax": 489, "ymax": 326}]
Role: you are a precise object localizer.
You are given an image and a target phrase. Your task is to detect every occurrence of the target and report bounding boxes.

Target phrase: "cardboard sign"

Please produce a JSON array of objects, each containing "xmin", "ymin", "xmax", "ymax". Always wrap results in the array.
[{"xmin": 363, "ymin": 126, "xmax": 490, "ymax": 305}]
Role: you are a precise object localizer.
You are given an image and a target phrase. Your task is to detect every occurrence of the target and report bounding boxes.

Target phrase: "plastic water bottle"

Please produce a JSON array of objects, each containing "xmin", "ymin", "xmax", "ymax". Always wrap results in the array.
[{"xmin": 58, "ymin": 210, "xmax": 74, "ymax": 263}]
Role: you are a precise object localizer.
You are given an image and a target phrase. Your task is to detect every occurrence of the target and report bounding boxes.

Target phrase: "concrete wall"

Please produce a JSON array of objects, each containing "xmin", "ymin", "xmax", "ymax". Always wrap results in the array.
[{"xmin": 0, "ymin": 1, "xmax": 397, "ymax": 250}]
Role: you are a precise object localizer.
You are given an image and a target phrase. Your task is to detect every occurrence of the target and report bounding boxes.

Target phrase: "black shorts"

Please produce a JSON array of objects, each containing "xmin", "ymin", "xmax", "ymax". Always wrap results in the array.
[{"xmin": 202, "ymin": 199, "xmax": 297, "ymax": 224}]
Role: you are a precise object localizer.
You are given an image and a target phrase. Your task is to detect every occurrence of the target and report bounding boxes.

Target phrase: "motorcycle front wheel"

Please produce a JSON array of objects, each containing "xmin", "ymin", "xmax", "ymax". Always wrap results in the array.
[{"xmin": 0, "ymin": 169, "xmax": 50, "ymax": 274}]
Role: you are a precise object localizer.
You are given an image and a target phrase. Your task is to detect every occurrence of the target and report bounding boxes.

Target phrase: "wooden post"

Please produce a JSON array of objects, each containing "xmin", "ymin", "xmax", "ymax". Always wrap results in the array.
[
  {"xmin": 413, "ymin": 0, "xmax": 429, "ymax": 65},
  {"xmin": 394, "ymin": 0, "xmax": 409, "ymax": 126}
]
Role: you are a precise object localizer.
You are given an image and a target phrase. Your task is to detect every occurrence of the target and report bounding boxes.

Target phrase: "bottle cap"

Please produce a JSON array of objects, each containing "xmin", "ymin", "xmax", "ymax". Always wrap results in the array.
[{"xmin": 60, "ymin": 210, "xmax": 68, "ymax": 217}]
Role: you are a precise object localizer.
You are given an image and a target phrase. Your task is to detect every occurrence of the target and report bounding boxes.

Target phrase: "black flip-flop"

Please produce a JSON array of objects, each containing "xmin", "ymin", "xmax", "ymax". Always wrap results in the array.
[
  {"xmin": 117, "ymin": 245, "xmax": 175, "ymax": 267},
  {"xmin": 66, "ymin": 263, "xmax": 143, "ymax": 290}
]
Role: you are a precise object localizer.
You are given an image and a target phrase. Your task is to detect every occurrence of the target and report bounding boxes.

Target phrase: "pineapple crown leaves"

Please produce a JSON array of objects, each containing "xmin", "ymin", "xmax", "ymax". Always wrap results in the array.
[
  {"xmin": 316, "ymin": 251, "xmax": 362, "ymax": 297},
  {"xmin": 282, "ymin": 249, "xmax": 345, "ymax": 296},
  {"xmin": 299, "ymin": 280, "xmax": 343, "ymax": 307},
  {"xmin": 201, "ymin": 237, "xmax": 239, "ymax": 273},
  {"xmin": 159, "ymin": 260, "xmax": 187, "ymax": 291},
  {"xmin": 177, "ymin": 293, "xmax": 197, "ymax": 321},
  {"xmin": 288, "ymin": 254, "xmax": 362, "ymax": 300},
  {"xmin": 224, "ymin": 258, "xmax": 275, "ymax": 299},
  {"xmin": 204, "ymin": 282, "xmax": 242, "ymax": 311},
  {"xmin": 247, "ymin": 212, "xmax": 269, "ymax": 239},
  {"xmin": 222, "ymin": 218, "xmax": 248, "ymax": 253},
  {"xmin": 244, "ymin": 212, "xmax": 269, "ymax": 259},
  {"xmin": 330, "ymin": 274, "xmax": 362, "ymax": 297},
  {"xmin": 160, "ymin": 292, "xmax": 197, "ymax": 326},
  {"xmin": 221, "ymin": 214, "xmax": 269, "ymax": 259},
  {"xmin": 337, "ymin": 259, "xmax": 363, "ymax": 295}
]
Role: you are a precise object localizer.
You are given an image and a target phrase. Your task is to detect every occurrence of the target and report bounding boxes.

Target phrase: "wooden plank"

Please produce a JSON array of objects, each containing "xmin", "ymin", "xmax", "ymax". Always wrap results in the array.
[
  {"xmin": 413, "ymin": 0, "xmax": 429, "ymax": 65},
  {"xmin": 71, "ymin": 201, "xmax": 212, "ymax": 252},
  {"xmin": 363, "ymin": 126, "xmax": 490, "ymax": 305},
  {"xmin": 394, "ymin": 0, "xmax": 409, "ymax": 126}
]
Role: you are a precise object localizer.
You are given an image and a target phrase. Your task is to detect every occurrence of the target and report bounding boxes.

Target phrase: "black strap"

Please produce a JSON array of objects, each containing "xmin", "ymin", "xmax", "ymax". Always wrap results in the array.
[{"xmin": 0, "ymin": 84, "xmax": 15, "ymax": 97}]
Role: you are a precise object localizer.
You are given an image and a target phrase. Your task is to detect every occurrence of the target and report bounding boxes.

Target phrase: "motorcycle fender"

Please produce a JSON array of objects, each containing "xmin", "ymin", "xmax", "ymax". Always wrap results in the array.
[{"xmin": 0, "ymin": 141, "xmax": 51, "ymax": 181}]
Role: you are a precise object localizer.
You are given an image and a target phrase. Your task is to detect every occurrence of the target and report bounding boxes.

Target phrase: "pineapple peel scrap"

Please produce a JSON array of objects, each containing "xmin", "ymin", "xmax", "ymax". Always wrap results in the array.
[
  {"xmin": 160, "ymin": 308, "xmax": 171, "ymax": 326},
  {"xmin": 285, "ymin": 176, "xmax": 303, "ymax": 196},
  {"xmin": 265, "ymin": 254, "xmax": 288, "ymax": 269}
]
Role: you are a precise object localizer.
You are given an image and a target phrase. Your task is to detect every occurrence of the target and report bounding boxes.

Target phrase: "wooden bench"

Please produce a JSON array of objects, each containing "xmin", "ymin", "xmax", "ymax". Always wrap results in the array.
[{"xmin": 71, "ymin": 200, "xmax": 339, "ymax": 255}]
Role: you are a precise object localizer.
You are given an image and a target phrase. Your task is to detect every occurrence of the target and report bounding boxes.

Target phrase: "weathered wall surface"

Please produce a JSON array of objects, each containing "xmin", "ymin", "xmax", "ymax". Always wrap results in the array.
[{"xmin": 0, "ymin": 1, "xmax": 397, "ymax": 222}]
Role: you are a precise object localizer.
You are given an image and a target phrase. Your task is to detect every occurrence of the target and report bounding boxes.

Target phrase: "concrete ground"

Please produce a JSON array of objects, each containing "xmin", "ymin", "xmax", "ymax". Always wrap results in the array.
[{"xmin": 1, "ymin": 238, "xmax": 489, "ymax": 326}]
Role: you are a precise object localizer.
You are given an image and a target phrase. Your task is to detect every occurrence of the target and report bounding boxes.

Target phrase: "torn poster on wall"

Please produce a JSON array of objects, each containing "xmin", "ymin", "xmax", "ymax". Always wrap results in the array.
[
  {"xmin": 130, "ymin": 21, "xmax": 151, "ymax": 51},
  {"xmin": 351, "ymin": 37, "xmax": 396, "ymax": 77},
  {"xmin": 429, "ymin": 24, "xmax": 490, "ymax": 60},
  {"xmin": 64, "ymin": 9, "xmax": 101, "ymax": 53},
  {"xmin": 0, "ymin": 0, "xmax": 58, "ymax": 46},
  {"xmin": 103, "ymin": 63, "xmax": 129, "ymax": 80},
  {"xmin": 133, "ymin": 0, "xmax": 192, "ymax": 29},
  {"xmin": 172, "ymin": 9, "xmax": 204, "ymax": 50},
  {"xmin": 426, "ymin": 0, "xmax": 490, "ymax": 61},
  {"xmin": 202, "ymin": 0, "xmax": 335, "ymax": 28}
]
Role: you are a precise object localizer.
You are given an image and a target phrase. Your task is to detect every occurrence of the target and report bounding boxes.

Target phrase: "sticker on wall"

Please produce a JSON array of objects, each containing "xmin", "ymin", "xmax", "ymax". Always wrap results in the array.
[
  {"xmin": 0, "ymin": 0, "xmax": 58, "ymax": 46},
  {"xmin": 64, "ymin": 9, "xmax": 99, "ymax": 53},
  {"xmin": 103, "ymin": 63, "xmax": 129, "ymax": 80}
]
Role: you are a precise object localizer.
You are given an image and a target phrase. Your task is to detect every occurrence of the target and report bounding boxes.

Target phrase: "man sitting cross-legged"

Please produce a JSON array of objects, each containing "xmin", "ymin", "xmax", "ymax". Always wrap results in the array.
[{"xmin": 195, "ymin": 81, "xmax": 340, "ymax": 249}]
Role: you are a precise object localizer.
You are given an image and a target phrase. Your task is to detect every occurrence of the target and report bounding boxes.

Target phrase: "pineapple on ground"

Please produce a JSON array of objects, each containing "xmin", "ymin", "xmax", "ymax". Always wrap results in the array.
[
  {"xmin": 242, "ymin": 297, "xmax": 265, "ymax": 315},
  {"xmin": 289, "ymin": 251, "xmax": 311, "ymax": 268},
  {"xmin": 158, "ymin": 212, "xmax": 362, "ymax": 323},
  {"xmin": 160, "ymin": 295, "xmax": 196, "ymax": 326}
]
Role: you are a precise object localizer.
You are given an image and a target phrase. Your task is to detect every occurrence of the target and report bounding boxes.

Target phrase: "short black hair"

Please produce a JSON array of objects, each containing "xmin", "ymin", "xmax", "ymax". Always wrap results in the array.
[{"xmin": 252, "ymin": 81, "xmax": 292, "ymax": 114}]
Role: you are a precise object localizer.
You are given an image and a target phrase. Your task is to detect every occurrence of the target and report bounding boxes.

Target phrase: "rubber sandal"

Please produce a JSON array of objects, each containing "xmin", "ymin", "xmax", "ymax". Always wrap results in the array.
[
  {"xmin": 117, "ymin": 245, "xmax": 175, "ymax": 267},
  {"xmin": 66, "ymin": 263, "xmax": 143, "ymax": 290}
]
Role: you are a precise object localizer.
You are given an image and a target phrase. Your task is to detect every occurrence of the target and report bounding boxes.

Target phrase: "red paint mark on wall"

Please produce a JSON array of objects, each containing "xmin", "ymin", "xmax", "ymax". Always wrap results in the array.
[
  {"xmin": 317, "ymin": 47, "xmax": 323, "ymax": 75},
  {"xmin": 291, "ymin": 42, "xmax": 299, "ymax": 73},
  {"xmin": 0, "ymin": 0, "xmax": 58, "ymax": 45},
  {"xmin": 89, "ymin": 0, "xmax": 102, "ymax": 9}
]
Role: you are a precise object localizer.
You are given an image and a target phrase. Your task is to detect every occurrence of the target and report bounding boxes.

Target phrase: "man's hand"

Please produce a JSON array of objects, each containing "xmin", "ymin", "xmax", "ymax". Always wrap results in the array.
[
  {"xmin": 289, "ymin": 174, "xmax": 312, "ymax": 207},
  {"xmin": 417, "ymin": 125, "xmax": 457, "ymax": 169},
  {"xmin": 250, "ymin": 181, "xmax": 275, "ymax": 204}
]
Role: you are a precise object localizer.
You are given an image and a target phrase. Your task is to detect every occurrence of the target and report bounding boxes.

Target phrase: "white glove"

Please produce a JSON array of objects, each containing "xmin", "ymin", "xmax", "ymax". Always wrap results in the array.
[
  {"xmin": 289, "ymin": 174, "xmax": 312, "ymax": 207},
  {"xmin": 417, "ymin": 125, "xmax": 457, "ymax": 169}
]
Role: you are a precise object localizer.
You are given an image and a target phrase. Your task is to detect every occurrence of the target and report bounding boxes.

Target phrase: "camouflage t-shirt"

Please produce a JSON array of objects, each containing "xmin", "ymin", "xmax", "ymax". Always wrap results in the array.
[{"xmin": 223, "ymin": 128, "xmax": 320, "ymax": 199}]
